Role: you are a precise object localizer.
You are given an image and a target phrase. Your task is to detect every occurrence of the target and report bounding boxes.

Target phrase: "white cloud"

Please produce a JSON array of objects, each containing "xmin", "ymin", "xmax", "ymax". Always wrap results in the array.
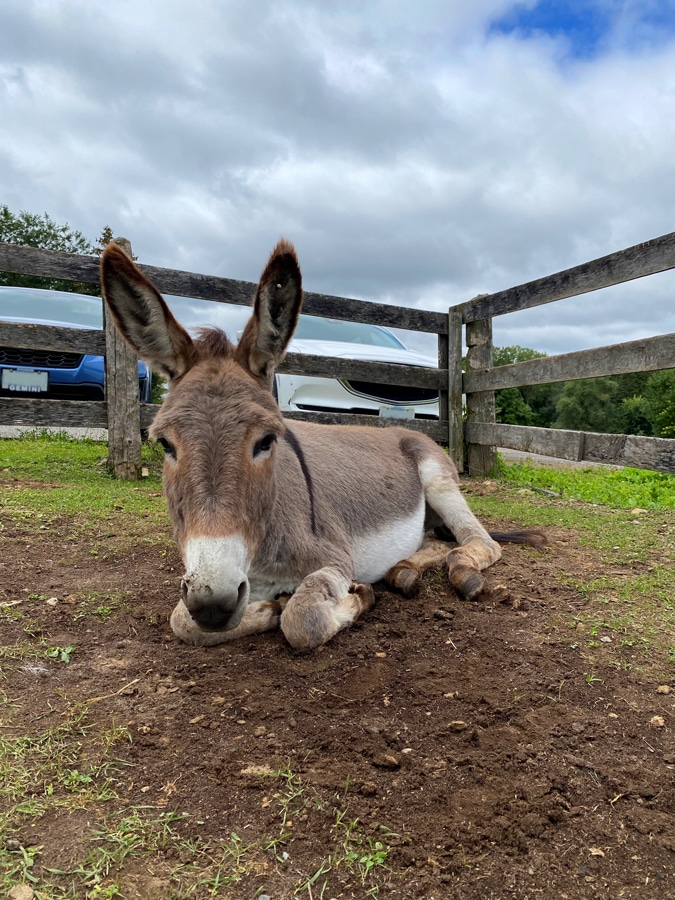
[{"xmin": 0, "ymin": 0, "xmax": 673, "ymax": 358}]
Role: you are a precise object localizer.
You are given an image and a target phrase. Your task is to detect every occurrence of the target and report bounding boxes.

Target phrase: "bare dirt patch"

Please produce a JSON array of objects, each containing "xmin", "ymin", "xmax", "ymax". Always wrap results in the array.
[{"xmin": 1, "ymin": 507, "xmax": 674, "ymax": 899}]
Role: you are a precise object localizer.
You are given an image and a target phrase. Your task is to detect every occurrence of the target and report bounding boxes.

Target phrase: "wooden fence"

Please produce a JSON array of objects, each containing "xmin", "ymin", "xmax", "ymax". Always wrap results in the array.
[
  {"xmin": 0, "ymin": 231, "xmax": 674, "ymax": 478},
  {"xmin": 459, "ymin": 231, "xmax": 675, "ymax": 475}
]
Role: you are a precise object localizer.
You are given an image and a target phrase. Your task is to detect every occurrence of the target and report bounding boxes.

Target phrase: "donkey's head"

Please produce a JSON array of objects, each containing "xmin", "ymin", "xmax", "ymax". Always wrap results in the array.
[{"xmin": 101, "ymin": 240, "xmax": 302, "ymax": 632}]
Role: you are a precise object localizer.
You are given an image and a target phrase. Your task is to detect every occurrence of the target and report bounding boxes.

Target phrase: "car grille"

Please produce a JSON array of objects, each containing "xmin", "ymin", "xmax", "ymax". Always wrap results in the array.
[
  {"xmin": 342, "ymin": 380, "xmax": 438, "ymax": 405},
  {"xmin": 0, "ymin": 346, "xmax": 84, "ymax": 369}
]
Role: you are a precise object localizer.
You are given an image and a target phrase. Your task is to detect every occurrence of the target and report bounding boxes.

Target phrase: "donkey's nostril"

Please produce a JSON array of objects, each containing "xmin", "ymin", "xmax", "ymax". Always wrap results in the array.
[{"xmin": 192, "ymin": 603, "xmax": 231, "ymax": 630}]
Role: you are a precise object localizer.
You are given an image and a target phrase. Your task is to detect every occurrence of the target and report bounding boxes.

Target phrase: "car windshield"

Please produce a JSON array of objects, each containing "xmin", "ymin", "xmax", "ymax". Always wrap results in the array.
[
  {"xmin": 0, "ymin": 287, "xmax": 103, "ymax": 328},
  {"xmin": 293, "ymin": 316, "xmax": 406, "ymax": 349}
]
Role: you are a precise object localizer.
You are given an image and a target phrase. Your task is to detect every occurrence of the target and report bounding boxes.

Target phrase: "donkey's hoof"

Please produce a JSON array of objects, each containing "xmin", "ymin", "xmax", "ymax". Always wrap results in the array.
[
  {"xmin": 350, "ymin": 581, "xmax": 377, "ymax": 611},
  {"xmin": 384, "ymin": 561, "xmax": 420, "ymax": 598},
  {"xmin": 448, "ymin": 564, "xmax": 485, "ymax": 601}
]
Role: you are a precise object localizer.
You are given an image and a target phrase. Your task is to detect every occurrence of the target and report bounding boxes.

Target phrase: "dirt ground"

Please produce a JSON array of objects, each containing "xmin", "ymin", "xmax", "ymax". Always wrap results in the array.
[{"xmin": 1, "ymin": 495, "xmax": 674, "ymax": 899}]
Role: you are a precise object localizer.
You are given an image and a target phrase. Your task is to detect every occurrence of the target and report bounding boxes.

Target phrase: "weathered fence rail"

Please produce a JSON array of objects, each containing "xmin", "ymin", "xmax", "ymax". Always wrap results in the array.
[
  {"xmin": 0, "ymin": 241, "xmax": 458, "ymax": 475},
  {"xmin": 459, "ymin": 231, "xmax": 675, "ymax": 475},
  {"xmin": 1, "ymin": 230, "xmax": 674, "ymax": 476}
]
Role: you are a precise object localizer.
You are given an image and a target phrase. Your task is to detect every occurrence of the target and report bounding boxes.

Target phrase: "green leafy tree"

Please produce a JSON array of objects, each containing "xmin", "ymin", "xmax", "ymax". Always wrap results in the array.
[
  {"xmin": 621, "ymin": 395, "xmax": 652, "ymax": 436},
  {"xmin": 554, "ymin": 377, "xmax": 626, "ymax": 433},
  {"xmin": 0, "ymin": 204, "xmax": 98, "ymax": 294},
  {"xmin": 643, "ymin": 370, "xmax": 675, "ymax": 438},
  {"xmin": 491, "ymin": 345, "xmax": 561, "ymax": 427}
]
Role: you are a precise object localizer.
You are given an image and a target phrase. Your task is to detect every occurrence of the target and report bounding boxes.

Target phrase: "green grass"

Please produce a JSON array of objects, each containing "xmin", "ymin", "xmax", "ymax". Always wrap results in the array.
[
  {"xmin": 0, "ymin": 431, "xmax": 166, "ymax": 527},
  {"xmin": 496, "ymin": 457, "xmax": 675, "ymax": 509}
]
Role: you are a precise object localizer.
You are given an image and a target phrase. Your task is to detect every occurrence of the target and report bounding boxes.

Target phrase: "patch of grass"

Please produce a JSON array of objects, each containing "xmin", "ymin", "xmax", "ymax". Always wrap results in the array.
[
  {"xmin": 72, "ymin": 592, "xmax": 132, "ymax": 622},
  {"xmin": 496, "ymin": 458, "xmax": 675, "ymax": 509},
  {"xmin": 0, "ymin": 433, "xmax": 167, "ymax": 531}
]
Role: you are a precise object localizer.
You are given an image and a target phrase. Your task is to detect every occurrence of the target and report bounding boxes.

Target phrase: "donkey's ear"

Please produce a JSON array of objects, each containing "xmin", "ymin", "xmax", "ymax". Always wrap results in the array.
[
  {"xmin": 236, "ymin": 239, "xmax": 302, "ymax": 385},
  {"xmin": 100, "ymin": 243, "xmax": 195, "ymax": 380}
]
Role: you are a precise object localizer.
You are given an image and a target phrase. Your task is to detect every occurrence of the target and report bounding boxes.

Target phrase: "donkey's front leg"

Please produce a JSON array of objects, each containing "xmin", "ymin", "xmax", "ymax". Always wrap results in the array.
[
  {"xmin": 170, "ymin": 598, "xmax": 283, "ymax": 647},
  {"xmin": 280, "ymin": 566, "xmax": 375, "ymax": 651}
]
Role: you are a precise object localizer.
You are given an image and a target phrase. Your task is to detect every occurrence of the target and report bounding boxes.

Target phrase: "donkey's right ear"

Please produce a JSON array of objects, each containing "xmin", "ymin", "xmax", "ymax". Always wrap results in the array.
[{"xmin": 100, "ymin": 243, "xmax": 195, "ymax": 380}]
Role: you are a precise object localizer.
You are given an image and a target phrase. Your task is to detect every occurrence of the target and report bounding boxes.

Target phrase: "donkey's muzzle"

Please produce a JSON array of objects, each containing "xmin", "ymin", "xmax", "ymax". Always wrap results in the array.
[{"xmin": 181, "ymin": 576, "xmax": 249, "ymax": 632}]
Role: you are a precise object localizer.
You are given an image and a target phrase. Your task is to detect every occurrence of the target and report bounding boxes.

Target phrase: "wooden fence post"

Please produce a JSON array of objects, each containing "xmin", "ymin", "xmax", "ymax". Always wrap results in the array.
[
  {"xmin": 104, "ymin": 237, "xmax": 142, "ymax": 480},
  {"xmin": 447, "ymin": 305, "xmax": 464, "ymax": 472},
  {"xmin": 465, "ymin": 316, "xmax": 497, "ymax": 476}
]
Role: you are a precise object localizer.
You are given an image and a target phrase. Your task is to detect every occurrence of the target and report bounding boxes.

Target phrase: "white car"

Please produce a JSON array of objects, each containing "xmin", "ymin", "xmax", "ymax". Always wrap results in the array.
[
  {"xmin": 278, "ymin": 316, "xmax": 439, "ymax": 420},
  {"xmin": 163, "ymin": 297, "xmax": 439, "ymax": 420}
]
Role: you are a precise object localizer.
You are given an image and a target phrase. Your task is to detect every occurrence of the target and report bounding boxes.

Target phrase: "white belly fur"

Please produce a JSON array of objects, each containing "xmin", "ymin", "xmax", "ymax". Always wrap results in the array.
[{"xmin": 353, "ymin": 499, "xmax": 425, "ymax": 583}]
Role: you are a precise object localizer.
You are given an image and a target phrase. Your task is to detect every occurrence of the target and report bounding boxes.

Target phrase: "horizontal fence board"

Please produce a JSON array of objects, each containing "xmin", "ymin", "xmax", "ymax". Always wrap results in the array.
[
  {"xmin": 0, "ymin": 242, "xmax": 447, "ymax": 334},
  {"xmin": 140, "ymin": 402, "xmax": 446, "ymax": 441},
  {"xmin": 461, "ymin": 230, "xmax": 675, "ymax": 323},
  {"xmin": 583, "ymin": 433, "xmax": 675, "ymax": 472},
  {"xmin": 279, "ymin": 352, "xmax": 444, "ymax": 388},
  {"xmin": 283, "ymin": 410, "xmax": 447, "ymax": 441},
  {"xmin": 466, "ymin": 421, "xmax": 675, "ymax": 474},
  {"xmin": 463, "ymin": 332, "xmax": 675, "ymax": 392},
  {"xmin": 466, "ymin": 422, "xmax": 584, "ymax": 461},
  {"xmin": 0, "ymin": 322, "xmax": 105, "ymax": 356},
  {"xmin": 0, "ymin": 397, "xmax": 108, "ymax": 428}
]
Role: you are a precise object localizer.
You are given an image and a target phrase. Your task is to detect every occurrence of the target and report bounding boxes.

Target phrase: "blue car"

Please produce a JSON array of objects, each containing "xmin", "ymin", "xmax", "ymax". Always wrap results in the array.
[{"xmin": 0, "ymin": 285, "xmax": 152, "ymax": 403}]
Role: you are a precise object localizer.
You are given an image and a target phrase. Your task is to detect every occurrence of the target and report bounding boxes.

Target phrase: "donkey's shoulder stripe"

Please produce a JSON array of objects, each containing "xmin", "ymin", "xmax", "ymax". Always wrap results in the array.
[{"xmin": 284, "ymin": 427, "xmax": 317, "ymax": 534}]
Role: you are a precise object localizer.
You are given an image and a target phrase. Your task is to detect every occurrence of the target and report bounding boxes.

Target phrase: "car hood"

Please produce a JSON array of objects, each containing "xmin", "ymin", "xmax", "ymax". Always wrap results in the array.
[
  {"xmin": 0, "ymin": 315, "xmax": 99, "ymax": 330},
  {"xmin": 287, "ymin": 338, "xmax": 437, "ymax": 368}
]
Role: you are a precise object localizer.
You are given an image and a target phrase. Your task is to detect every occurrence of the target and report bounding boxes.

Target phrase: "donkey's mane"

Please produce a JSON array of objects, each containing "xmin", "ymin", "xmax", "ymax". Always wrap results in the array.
[{"xmin": 194, "ymin": 327, "xmax": 234, "ymax": 359}]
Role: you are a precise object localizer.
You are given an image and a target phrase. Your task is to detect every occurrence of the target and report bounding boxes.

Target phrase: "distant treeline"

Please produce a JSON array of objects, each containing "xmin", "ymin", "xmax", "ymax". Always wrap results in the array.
[{"xmin": 492, "ymin": 346, "xmax": 675, "ymax": 439}]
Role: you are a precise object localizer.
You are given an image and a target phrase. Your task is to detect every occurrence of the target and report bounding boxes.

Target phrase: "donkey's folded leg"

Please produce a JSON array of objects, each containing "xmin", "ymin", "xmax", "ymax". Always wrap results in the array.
[
  {"xmin": 170, "ymin": 598, "xmax": 283, "ymax": 646},
  {"xmin": 384, "ymin": 536, "xmax": 453, "ymax": 597},
  {"xmin": 280, "ymin": 566, "xmax": 375, "ymax": 651}
]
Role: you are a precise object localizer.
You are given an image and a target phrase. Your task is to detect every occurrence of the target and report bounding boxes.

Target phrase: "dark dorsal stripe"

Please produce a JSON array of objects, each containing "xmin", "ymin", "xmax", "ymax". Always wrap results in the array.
[{"xmin": 284, "ymin": 427, "xmax": 317, "ymax": 534}]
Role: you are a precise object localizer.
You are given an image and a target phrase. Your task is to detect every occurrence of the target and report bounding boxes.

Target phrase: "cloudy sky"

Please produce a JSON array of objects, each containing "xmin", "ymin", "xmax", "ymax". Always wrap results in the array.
[{"xmin": 1, "ymin": 0, "xmax": 674, "ymax": 357}]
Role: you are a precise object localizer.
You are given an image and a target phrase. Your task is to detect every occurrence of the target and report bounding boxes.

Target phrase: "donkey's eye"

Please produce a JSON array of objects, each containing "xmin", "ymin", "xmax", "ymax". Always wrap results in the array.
[
  {"xmin": 157, "ymin": 437, "xmax": 176, "ymax": 458},
  {"xmin": 253, "ymin": 433, "xmax": 277, "ymax": 459}
]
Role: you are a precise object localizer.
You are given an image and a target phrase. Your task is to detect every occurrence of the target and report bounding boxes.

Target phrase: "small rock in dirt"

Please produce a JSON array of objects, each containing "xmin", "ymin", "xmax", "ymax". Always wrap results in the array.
[
  {"xmin": 600, "ymin": 636, "xmax": 612, "ymax": 643},
  {"xmin": 656, "ymin": 685, "xmax": 671, "ymax": 695},
  {"xmin": 258, "ymin": 895, "xmax": 271, "ymax": 900},
  {"xmin": 8, "ymin": 885, "xmax": 35, "ymax": 900},
  {"xmin": 4, "ymin": 838, "xmax": 21, "ymax": 850},
  {"xmin": 46, "ymin": 597, "xmax": 58, "ymax": 606},
  {"xmin": 650, "ymin": 716, "xmax": 665, "ymax": 728},
  {"xmin": 447, "ymin": 720, "xmax": 468, "ymax": 732},
  {"xmin": 254, "ymin": 725, "xmax": 266, "ymax": 737},
  {"xmin": 372, "ymin": 753, "xmax": 400, "ymax": 770},
  {"xmin": 434, "ymin": 609, "xmax": 454, "ymax": 621},
  {"xmin": 358, "ymin": 781, "xmax": 378, "ymax": 796}
]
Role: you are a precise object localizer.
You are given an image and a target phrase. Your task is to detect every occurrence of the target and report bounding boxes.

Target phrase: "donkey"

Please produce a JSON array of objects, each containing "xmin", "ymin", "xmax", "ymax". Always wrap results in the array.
[{"xmin": 101, "ymin": 240, "xmax": 542, "ymax": 651}]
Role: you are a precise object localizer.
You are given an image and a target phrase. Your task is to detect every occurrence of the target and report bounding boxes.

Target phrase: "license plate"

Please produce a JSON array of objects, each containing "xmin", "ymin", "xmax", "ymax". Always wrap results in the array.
[
  {"xmin": 378, "ymin": 404, "xmax": 415, "ymax": 420},
  {"xmin": 1, "ymin": 368, "xmax": 49, "ymax": 393}
]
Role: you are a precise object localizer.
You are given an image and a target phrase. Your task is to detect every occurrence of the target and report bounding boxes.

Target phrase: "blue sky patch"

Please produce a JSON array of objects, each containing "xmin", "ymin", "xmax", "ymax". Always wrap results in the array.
[{"xmin": 490, "ymin": 1, "xmax": 675, "ymax": 59}]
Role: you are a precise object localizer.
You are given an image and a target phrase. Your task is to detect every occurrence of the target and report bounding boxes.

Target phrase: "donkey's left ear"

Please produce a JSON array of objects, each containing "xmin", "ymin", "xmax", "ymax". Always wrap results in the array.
[{"xmin": 236, "ymin": 239, "xmax": 302, "ymax": 385}]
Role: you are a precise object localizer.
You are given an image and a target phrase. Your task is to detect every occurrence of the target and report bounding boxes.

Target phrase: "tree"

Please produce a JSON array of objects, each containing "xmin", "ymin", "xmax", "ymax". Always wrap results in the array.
[
  {"xmin": 554, "ymin": 377, "xmax": 626, "ymax": 433},
  {"xmin": 643, "ymin": 370, "xmax": 675, "ymax": 438},
  {"xmin": 0, "ymin": 204, "xmax": 98, "ymax": 294},
  {"xmin": 491, "ymin": 345, "xmax": 561, "ymax": 427}
]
